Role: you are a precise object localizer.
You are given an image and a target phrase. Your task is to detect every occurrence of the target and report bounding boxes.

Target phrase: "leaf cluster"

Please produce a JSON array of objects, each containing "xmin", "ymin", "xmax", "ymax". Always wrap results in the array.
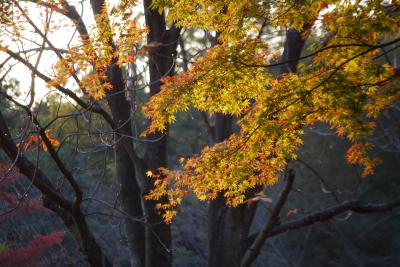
[{"xmin": 144, "ymin": 0, "xmax": 400, "ymax": 221}]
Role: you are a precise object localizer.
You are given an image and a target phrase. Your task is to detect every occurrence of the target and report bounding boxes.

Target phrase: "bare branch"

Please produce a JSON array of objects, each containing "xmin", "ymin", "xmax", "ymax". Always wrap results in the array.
[
  {"xmin": 2, "ymin": 48, "xmax": 115, "ymax": 128},
  {"xmin": 25, "ymin": 0, "xmax": 90, "ymax": 43},
  {"xmin": 241, "ymin": 170, "xmax": 296, "ymax": 267},
  {"xmin": 268, "ymin": 197, "xmax": 400, "ymax": 238},
  {"xmin": 0, "ymin": 110, "xmax": 72, "ymax": 211},
  {"xmin": 238, "ymin": 38, "xmax": 400, "ymax": 69}
]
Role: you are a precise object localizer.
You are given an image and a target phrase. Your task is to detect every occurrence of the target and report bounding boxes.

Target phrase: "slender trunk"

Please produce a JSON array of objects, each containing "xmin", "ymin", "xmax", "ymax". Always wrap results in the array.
[
  {"xmin": 89, "ymin": 1, "xmax": 146, "ymax": 265},
  {"xmin": 107, "ymin": 64, "xmax": 146, "ymax": 266},
  {"xmin": 140, "ymin": 1, "xmax": 180, "ymax": 266}
]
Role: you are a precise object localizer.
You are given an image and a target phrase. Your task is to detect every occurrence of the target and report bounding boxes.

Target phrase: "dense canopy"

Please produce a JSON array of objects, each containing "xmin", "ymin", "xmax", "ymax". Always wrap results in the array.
[{"xmin": 143, "ymin": 0, "xmax": 400, "ymax": 221}]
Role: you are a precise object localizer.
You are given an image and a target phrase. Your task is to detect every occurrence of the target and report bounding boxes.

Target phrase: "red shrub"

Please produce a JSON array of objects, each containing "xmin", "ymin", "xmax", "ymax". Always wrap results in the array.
[{"xmin": 0, "ymin": 231, "xmax": 64, "ymax": 267}]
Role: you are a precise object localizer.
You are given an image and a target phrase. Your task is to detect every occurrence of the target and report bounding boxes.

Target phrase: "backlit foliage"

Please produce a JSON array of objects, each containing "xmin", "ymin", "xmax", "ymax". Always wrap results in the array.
[
  {"xmin": 144, "ymin": 0, "xmax": 400, "ymax": 222},
  {"xmin": 49, "ymin": 1, "xmax": 148, "ymax": 99},
  {"xmin": 0, "ymin": 0, "xmax": 147, "ymax": 100},
  {"xmin": 17, "ymin": 130, "xmax": 60, "ymax": 153}
]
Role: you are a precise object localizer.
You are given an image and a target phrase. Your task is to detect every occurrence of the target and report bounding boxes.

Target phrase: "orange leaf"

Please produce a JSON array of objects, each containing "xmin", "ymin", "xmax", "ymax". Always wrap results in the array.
[{"xmin": 286, "ymin": 208, "xmax": 300, "ymax": 218}]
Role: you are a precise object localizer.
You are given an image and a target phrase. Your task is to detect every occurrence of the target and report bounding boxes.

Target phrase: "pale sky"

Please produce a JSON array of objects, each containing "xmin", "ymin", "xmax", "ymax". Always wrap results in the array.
[{"xmin": 1, "ymin": 0, "xmax": 143, "ymax": 104}]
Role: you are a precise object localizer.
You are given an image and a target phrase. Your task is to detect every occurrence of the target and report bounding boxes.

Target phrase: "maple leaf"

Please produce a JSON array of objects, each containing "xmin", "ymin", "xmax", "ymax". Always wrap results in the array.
[
  {"xmin": 286, "ymin": 208, "xmax": 300, "ymax": 218},
  {"xmin": 103, "ymin": 82, "xmax": 113, "ymax": 90},
  {"xmin": 346, "ymin": 143, "xmax": 382, "ymax": 177},
  {"xmin": 126, "ymin": 55, "xmax": 135, "ymax": 63},
  {"xmin": 17, "ymin": 130, "xmax": 60, "ymax": 153}
]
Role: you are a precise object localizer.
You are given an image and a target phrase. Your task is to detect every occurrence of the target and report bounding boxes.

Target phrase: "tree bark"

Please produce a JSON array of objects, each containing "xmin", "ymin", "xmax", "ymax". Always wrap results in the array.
[
  {"xmin": 208, "ymin": 193, "xmax": 257, "ymax": 267},
  {"xmin": 207, "ymin": 114, "xmax": 259, "ymax": 267},
  {"xmin": 207, "ymin": 26, "xmax": 309, "ymax": 267},
  {"xmin": 107, "ymin": 64, "xmax": 146, "ymax": 266},
  {"xmin": 139, "ymin": 2, "xmax": 180, "ymax": 267},
  {"xmin": 279, "ymin": 24, "xmax": 311, "ymax": 74},
  {"xmin": 89, "ymin": 0, "xmax": 146, "ymax": 265}
]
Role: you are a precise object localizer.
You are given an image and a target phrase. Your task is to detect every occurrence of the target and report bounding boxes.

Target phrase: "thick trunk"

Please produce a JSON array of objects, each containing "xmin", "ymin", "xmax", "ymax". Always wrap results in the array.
[
  {"xmin": 207, "ymin": 27, "xmax": 309, "ymax": 266},
  {"xmin": 91, "ymin": 0, "xmax": 179, "ymax": 265},
  {"xmin": 205, "ymin": 26, "xmax": 249, "ymax": 264},
  {"xmin": 208, "ymin": 115, "xmax": 257, "ymax": 267},
  {"xmin": 279, "ymin": 25, "xmax": 311, "ymax": 74},
  {"xmin": 208, "ymin": 195, "xmax": 257, "ymax": 267}
]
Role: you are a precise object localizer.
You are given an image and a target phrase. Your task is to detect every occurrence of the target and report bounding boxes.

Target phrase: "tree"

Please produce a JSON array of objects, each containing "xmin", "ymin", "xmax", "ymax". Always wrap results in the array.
[
  {"xmin": 142, "ymin": 1, "xmax": 400, "ymax": 266},
  {"xmin": 1, "ymin": 0, "xmax": 178, "ymax": 266},
  {"xmin": 0, "ymin": 0, "xmax": 400, "ymax": 267}
]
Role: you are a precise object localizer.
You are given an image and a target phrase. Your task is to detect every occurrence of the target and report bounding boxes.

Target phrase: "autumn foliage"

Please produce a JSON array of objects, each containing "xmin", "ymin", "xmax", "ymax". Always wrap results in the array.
[
  {"xmin": 0, "ymin": 162, "xmax": 52, "ymax": 216},
  {"xmin": 142, "ymin": 0, "xmax": 400, "ymax": 222},
  {"xmin": 0, "ymin": 162, "xmax": 62, "ymax": 266},
  {"xmin": 0, "ymin": 0, "xmax": 399, "ymax": 266},
  {"xmin": 17, "ymin": 130, "xmax": 60, "ymax": 152},
  {"xmin": 0, "ymin": 231, "xmax": 64, "ymax": 267}
]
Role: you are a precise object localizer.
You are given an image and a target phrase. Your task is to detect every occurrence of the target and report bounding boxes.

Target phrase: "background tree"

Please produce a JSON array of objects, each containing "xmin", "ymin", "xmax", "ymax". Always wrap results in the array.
[{"xmin": 0, "ymin": 0, "xmax": 178, "ymax": 266}]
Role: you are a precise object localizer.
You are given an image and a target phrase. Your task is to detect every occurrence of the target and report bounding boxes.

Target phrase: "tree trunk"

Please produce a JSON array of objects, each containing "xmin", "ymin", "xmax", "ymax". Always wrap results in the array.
[
  {"xmin": 107, "ymin": 64, "xmax": 146, "ymax": 267},
  {"xmin": 208, "ymin": 193, "xmax": 257, "ymax": 267},
  {"xmin": 207, "ymin": 26, "xmax": 309, "ymax": 266},
  {"xmin": 90, "ymin": 0, "xmax": 179, "ymax": 265},
  {"xmin": 140, "ymin": 1, "xmax": 180, "ymax": 267},
  {"xmin": 90, "ymin": 0, "xmax": 153, "ymax": 265},
  {"xmin": 208, "ymin": 114, "xmax": 258, "ymax": 267}
]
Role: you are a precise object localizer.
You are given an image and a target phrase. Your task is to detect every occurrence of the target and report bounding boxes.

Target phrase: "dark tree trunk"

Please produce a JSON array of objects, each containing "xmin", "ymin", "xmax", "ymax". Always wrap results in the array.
[
  {"xmin": 90, "ymin": 0, "xmax": 147, "ymax": 265},
  {"xmin": 208, "ymin": 193, "xmax": 257, "ymax": 267},
  {"xmin": 106, "ymin": 65, "xmax": 146, "ymax": 266},
  {"xmin": 207, "ymin": 26, "xmax": 309, "ymax": 266},
  {"xmin": 139, "ymin": 1, "xmax": 180, "ymax": 267},
  {"xmin": 89, "ymin": 1, "xmax": 146, "ymax": 265},
  {"xmin": 90, "ymin": 0, "xmax": 179, "ymax": 265},
  {"xmin": 208, "ymin": 114, "xmax": 258, "ymax": 267},
  {"xmin": 279, "ymin": 25, "xmax": 311, "ymax": 74}
]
